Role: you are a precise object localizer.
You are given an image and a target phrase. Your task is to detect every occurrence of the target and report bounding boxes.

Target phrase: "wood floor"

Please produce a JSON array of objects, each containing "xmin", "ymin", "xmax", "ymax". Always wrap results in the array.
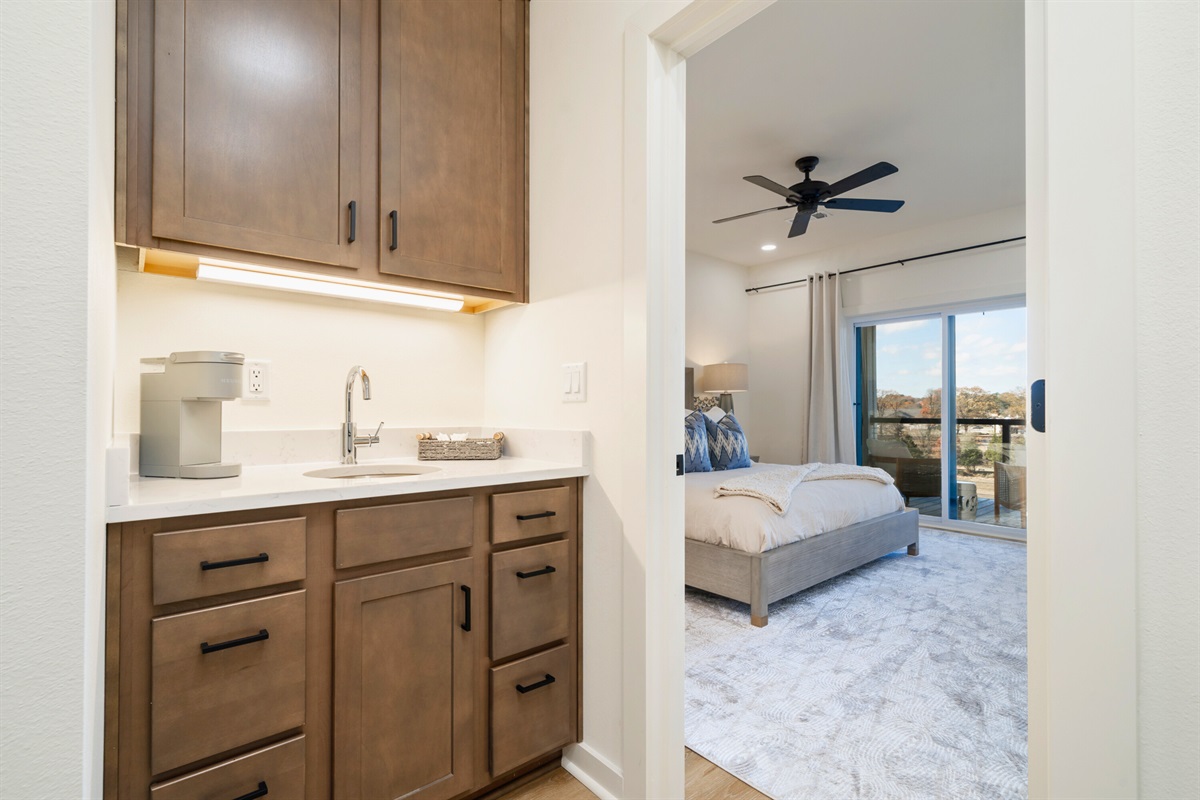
[{"xmin": 502, "ymin": 749, "xmax": 768, "ymax": 800}]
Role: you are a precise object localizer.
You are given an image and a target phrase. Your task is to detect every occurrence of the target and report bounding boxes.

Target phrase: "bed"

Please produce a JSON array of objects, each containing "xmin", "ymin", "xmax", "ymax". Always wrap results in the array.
[{"xmin": 682, "ymin": 370, "xmax": 919, "ymax": 626}]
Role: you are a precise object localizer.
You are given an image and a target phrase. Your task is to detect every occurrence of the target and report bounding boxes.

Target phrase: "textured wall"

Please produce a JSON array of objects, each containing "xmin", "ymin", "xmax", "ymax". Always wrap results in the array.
[
  {"xmin": 1133, "ymin": 1, "xmax": 1200, "ymax": 795},
  {"xmin": 0, "ymin": 1, "xmax": 99, "ymax": 797}
]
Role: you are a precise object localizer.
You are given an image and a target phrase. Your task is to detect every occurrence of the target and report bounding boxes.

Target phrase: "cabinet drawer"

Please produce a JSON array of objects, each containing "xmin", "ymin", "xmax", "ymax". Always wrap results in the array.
[
  {"xmin": 490, "ymin": 486, "xmax": 571, "ymax": 544},
  {"xmin": 153, "ymin": 518, "xmax": 306, "ymax": 605},
  {"xmin": 151, "ymin": 591, "xmax": 306, "ymax": 775},
  {"xmin": 491, "ymin": 540, "xmax": 571, "ymax": 660},
  {"xmin": 490, "ymin": 645, "xmax": 574, "ymax": 776},
  {"xmin": 336, "ymin": 497, "xmax": 474, "ymax": 568},
  {"xmin": 150, "ymin": 735, "xmax": 305, "ymax": 800}
]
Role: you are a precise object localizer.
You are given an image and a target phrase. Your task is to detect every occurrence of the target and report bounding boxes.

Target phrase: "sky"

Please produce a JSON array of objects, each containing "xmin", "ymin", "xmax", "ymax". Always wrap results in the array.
[{"xmin": 871, "ymin": 307, "xmax": 1027, "ymax": 398}]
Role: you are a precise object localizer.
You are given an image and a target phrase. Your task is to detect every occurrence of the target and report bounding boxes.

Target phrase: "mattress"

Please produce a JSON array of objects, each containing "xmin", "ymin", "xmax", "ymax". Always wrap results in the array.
[{"xmin": 685, "ymin": 462, "xmax": 905, "ymax": 554}]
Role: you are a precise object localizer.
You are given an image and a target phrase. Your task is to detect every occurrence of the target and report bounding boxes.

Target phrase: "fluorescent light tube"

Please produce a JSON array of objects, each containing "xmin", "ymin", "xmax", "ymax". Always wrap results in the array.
[{"xmin": 195, "ymin": 261, "xmax": 465, "ymax": 312}]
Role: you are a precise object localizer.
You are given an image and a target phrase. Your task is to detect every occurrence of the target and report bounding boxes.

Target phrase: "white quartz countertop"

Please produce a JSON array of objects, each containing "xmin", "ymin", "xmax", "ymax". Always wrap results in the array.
[{"xmin": 108, "ymin": 455, "xmax": 589, "ymax": 523}]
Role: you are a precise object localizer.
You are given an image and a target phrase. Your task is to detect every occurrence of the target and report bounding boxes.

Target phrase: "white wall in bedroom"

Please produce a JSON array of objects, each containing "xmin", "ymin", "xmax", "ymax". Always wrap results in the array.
[
  {"xmin": 744, "ymin": 204, "xmax": 1025, "ymax": 465},
  {"xmin": 113, "ymin": 270, "xmax": 486, "ymax": 435},
  {"xmin": 685, "ymin": 251, "xmax": 753, "ymax": 443}
]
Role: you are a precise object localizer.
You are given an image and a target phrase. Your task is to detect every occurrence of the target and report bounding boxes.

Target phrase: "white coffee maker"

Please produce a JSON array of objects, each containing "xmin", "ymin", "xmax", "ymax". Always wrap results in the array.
[{"xmin": 139, "ymin": 351, "xmax": 243, "ymax": 478}]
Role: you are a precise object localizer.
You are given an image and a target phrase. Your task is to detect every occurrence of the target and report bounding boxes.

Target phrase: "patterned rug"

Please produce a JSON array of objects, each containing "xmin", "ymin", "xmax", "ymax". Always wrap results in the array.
[{"xmin": 685, "ymin": 530, "xmax": 1027, "ymax": 800}]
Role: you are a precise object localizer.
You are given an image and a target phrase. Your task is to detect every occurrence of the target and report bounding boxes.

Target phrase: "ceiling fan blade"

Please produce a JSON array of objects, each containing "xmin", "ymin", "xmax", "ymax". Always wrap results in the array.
[
  {"xmin": 821, "ymin": 197, "xmax": 905, "ymax": 213},
  {"xmin": 712, "ymin": 205, "xmax": 793, "ymax": 224},
  {"xmin": 824, "ymin": 162, "xmax": 898, "ymax": 199},
  {"xmin": 788, "ymin": 210, "xmax": 812, "ymax": 238},
  {"xmin": 744, "ymin": 175, "xmax": 799, "ymax": 201}
]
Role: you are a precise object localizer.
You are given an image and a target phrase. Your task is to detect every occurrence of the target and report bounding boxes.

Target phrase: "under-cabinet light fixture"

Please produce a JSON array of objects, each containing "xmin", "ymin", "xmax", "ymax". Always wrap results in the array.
[
  {"xmin": 760, "ymin": 243, "xmax": 777, "ymax": 252},
  {"xmin": 195, "ymin": 260, "xmax": 465, "ymax": 312}
]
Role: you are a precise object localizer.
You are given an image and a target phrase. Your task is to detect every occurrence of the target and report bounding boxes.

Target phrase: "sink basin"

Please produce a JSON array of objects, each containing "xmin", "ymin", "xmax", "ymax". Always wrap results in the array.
[{"xmin": 304, "ymin": 464, "xmax": 440, "ymax": 480}]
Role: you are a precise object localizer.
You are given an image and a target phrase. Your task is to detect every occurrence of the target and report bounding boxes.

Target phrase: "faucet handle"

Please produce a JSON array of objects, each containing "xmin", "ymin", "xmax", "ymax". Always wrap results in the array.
[{"xmin": 370, "ymin": 421, "xmax": 384, "ymax": 442}]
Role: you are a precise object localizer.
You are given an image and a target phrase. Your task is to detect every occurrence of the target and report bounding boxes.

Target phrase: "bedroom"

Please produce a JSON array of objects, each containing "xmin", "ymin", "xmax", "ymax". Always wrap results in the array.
[{"xmin": 681, "ymin": 1, "xmax": 1027, "ymax": 797}]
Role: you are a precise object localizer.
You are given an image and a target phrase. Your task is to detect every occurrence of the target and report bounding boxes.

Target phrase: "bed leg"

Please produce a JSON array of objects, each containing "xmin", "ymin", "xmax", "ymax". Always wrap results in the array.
[
  {"xmin": 907, "ymin": 542, "xmax": 920, "ymax": 556},
  {"xmin": 751, "ymin": 556, "xmax": 769, "ymax": 626},
  {"xmin": 751, "ymin": 613, "xmax": 768, "ymax": 627}
]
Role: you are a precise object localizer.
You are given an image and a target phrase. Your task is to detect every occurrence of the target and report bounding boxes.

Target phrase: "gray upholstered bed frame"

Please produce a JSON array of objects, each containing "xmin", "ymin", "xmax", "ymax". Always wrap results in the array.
[{"xmin": 686, "ymin": 508, "xmax": 920, "ymax": 626}]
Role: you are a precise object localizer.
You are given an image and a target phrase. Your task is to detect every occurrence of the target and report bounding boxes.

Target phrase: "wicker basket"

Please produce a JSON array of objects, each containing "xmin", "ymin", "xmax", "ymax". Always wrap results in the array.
[{"xmin": 417, "ymin": 436, "xmax": 503, "ymax": 461}]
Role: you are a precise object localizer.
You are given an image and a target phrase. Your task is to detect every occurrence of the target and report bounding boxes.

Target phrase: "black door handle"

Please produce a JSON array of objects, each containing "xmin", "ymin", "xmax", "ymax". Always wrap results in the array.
[
  {"xmin": 200, "ymin": 629, "xmax": 269, "ymax": 655},
  {"xmin": 516, "ymin": 674, "xmax": 556, "ymax": 694},
  {"xmin": 347, "ymin": 200, "xmax": 357, "ymax": 244},
  {"xmin": 461, "ymin": 585, "xmax": 472, "ymax": 632},
  {"xmin": 232, "ymin": 782, "xmax": 268, "ymax": 800},
  {"xmin": 200, "ymin": 553, "xmax": 269, "ymax": 571},
  {"xmin": 389, "ymin": 210, "xmax": 398, "ymax": 251},
  {"xmin": 516, "ymin": 511, "xmax": 556, "ymax": 521},
  {"xmin": 516, "ymin": 565, "xmax": 556, "ymax": 579}
]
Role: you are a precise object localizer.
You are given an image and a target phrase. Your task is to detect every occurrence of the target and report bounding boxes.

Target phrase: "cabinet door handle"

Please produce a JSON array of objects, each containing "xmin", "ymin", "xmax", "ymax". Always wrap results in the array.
[
  {"xmin": 200, "ymin": 552, "xmax": 269, "ymax": 571},
  {"xmin": 516, "ymin": 674, "xmax": 556, "ymax": 694},
  {"xmin": 516, "ymin": 565, "xmax": 556, "ymax": 579},
  {"xmin": 389, "ymin": 210, "xmax": 398, "ymax": 251},
  {"xmin": 347, "ymin": 200, "xmax": 357, "ymax": 244},
  {"xmin": 460, "ymin": 585, "xmax": 472, "ymax": 632},
  {"xmin": 516, "ymin": 511, "xmax": 556, "ymax": 521},
  {"xmin": 200, "ymin": 629, "xmax": 269, "ymax": 655},
  {"xmin": 232, "ymin": 782, "xmax": 269, "ymax": 800}
]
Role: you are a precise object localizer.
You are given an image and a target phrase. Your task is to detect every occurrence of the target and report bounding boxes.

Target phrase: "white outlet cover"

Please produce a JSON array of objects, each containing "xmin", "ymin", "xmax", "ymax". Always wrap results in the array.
[{"xmin": 244, "ymin": 359, "xmax": 271, "ymax": 402}]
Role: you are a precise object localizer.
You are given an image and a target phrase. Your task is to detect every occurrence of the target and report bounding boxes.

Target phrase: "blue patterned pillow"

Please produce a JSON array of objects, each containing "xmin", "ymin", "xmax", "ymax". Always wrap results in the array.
[
  {"xmin": 705, "ymin": 412, "xmax": 752, "ymax": 470},
  {"xmin": 684, "ymin": 411, "xmax": 712, "ymax": 473}
]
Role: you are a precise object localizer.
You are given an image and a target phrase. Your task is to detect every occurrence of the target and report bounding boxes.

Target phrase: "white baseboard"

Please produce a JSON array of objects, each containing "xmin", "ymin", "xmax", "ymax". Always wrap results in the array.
[{"xmin": 562, "ymin": 742, "xmax": 622, "ymax": 800}]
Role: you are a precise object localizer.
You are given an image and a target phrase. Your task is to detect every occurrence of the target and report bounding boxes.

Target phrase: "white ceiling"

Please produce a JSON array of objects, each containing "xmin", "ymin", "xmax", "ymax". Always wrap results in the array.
[{"xmin": 686, "ymin": 0, "xmax": 1025, "ymax": 267}]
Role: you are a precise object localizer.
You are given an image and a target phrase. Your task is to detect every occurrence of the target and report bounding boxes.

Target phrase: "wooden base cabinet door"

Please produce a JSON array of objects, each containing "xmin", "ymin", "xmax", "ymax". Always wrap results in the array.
[
  {"xmin": 152, "ymin": 0, "xmax": 368, "ymax": 268},
  {"xmin": 334, "ymin": 559, "xmax": 475, "ymax": 800},
  {"xmin": 378, "ymin": 0, "xmax": 526, "ymax": 298}
]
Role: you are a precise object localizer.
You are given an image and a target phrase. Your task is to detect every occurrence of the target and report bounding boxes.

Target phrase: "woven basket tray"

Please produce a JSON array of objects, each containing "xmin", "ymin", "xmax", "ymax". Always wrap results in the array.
[{"xmin": 417, "ymin": 436, "xmax": 503, "ymax": 461}]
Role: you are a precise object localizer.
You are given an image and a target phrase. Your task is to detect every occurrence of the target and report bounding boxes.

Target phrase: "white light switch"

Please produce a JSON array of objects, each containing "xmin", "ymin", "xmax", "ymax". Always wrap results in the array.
[{"xmin": 562, "ymin": 362, "xmax": 587, "ymax": 403}]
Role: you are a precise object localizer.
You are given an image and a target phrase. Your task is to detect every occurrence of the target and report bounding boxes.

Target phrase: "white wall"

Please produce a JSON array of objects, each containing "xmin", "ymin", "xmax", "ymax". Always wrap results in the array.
[
  {"xmin": 745, "ymin": 206, "xmax": 1025, "ymax": 464},
  {"xmin": 685, "ymin": 251, "xmax": 753, "ymax": 440},
  {"xmin": 0, "ymin": 1, "xmax": 114, "ymax": 797},
  {"xmin": 114, "ymin": 270, "xmax": 486, "ymax": 436}
]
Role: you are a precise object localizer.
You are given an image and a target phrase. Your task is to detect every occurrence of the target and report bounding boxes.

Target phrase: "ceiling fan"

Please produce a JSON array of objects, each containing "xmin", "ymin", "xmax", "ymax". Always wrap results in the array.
[{"xmin": 713, "ymin": 156, "xmax": 904, "ymax": 238}]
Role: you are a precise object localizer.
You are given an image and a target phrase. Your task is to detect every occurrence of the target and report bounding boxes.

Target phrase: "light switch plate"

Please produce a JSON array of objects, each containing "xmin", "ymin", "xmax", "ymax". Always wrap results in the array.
[{"xmin": 562, "ymin": 362, "xmax": 586, "ymax": 403}]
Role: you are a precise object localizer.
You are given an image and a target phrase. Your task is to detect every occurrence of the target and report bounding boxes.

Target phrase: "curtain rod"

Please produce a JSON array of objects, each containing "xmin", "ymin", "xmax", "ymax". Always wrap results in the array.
[{"xmin": 743, "ymin": 235, "xmax": 1027, "ymax": 294}]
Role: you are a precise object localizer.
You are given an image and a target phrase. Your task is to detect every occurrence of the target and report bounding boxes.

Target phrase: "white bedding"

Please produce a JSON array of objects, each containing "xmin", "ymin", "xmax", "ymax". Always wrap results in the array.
[{"xmin": 685, "ymin": 462, "xmax": 905, "ymax": 554}]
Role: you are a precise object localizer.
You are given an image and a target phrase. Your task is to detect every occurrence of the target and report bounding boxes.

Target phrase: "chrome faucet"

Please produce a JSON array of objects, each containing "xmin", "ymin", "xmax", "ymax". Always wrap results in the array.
[{"xmin": 342, "ymin": 365, "xmax": 382, "ymax": 464}]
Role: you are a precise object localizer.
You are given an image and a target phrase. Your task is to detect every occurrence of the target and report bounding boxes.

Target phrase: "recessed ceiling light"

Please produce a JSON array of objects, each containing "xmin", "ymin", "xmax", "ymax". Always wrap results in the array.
[{"xmin": 760, "ymin": 244, "xmax": 777, "ymax": 252}]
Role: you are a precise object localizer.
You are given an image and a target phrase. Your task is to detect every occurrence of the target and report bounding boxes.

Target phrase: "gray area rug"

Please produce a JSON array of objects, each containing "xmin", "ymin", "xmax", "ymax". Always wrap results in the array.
[{"xmin": 685, "ymin": 530, "xmax": 1027, "ymax": 800}]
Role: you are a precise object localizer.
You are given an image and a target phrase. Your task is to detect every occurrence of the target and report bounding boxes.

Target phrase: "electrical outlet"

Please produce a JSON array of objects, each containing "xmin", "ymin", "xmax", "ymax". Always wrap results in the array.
[{"xmin": 244, "ymin": 359, "xmax": 270, "ymax": 401}]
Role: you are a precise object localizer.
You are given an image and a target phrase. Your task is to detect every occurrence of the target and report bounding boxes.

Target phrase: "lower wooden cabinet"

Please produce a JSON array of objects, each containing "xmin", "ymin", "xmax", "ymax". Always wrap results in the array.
[
  {"xmin": 105, "ymin": 479, "xmax": 580, "ymax": 799},
  {"xmin": 334, "ymin": 559, "xmax": 475, "ymax": 800}
]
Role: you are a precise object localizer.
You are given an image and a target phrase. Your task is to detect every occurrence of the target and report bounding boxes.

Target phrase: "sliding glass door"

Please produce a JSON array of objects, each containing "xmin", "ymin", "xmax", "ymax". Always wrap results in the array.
[{"xmin": 856, "ymin": 304, "xmax": 1027, "ymax": 533}]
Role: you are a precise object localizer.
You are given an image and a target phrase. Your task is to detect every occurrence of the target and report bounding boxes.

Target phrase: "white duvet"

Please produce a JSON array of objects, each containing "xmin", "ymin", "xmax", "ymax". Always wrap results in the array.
[{"xmin": 685, "ymin": 462, "xmax": 905, "ymax": 554}]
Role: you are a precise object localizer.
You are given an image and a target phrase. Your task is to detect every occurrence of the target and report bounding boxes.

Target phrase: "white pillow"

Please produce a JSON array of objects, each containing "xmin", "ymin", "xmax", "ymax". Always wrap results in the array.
[{"xmin": 704, "ymin": 406, "xmax": 726, "ymax": 424}]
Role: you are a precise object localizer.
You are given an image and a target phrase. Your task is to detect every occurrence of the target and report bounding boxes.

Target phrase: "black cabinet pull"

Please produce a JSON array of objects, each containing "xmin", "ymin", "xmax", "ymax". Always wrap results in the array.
[
  {"xmin": 516, "ymin": 511, "xmax": 556, "ymax": 521},
  {"xmin": 347, "ymin": 200, "xmax": 357, "ymax": 244},
  {"xmin": 389, "ymin": 210, "xmax": 398, "ymax": 251},
  {"xmin": 232, "ymin": 782, "xmax": 268, "ymax": 800},
  {"xmin": 516, "ymin": 674, "xmax": 556, "ymax": 694},
  {"xmin": 460, "ymin": 585, "xmax": 472, "ymax": 632},
  {"xmin": 516, "ymin": 565, "xmax": 556, "ymax": 579},
  {"xmin": 200, "ymin": 553, "xmax": 269, "ymax": 571},
  {"xmin": 200, "ymin": 629, "xmax": 269, "ymax": 655}
]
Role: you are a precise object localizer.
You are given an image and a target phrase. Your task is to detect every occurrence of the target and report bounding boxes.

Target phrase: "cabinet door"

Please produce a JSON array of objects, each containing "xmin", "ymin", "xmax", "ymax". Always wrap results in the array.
[
  {"xmin": 334, "ymin": 559, "xmax": 474, "ymax": 800},
  {"xmin": 378, "ymin": 0, "xmax": 525, "ymax": 297},
  {"xmin": 152, "ymin": 0, "xmax": 367, "ymax": 269}
]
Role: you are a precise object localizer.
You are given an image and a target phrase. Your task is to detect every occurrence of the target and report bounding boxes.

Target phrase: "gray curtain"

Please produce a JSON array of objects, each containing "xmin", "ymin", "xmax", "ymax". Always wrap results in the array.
[{"xmin": 804, "ymin": 272, "xmax": 855, "ymax": 463}]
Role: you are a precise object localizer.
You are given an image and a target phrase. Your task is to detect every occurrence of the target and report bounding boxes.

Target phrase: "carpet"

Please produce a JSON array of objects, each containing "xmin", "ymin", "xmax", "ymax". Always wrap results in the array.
[{"xmin": 685, "ymin": 530, "xmax": 1027, "ymax": 800}]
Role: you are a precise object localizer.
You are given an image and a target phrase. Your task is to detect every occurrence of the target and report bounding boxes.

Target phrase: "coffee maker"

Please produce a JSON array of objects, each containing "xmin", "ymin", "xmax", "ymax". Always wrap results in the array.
[{"xmin": 139, "ymin": 351, "xmax": 244, "ymax": 478}]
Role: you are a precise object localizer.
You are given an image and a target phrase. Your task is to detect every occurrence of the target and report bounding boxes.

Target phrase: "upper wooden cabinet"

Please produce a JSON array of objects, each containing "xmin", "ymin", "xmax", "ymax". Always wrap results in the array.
[{"xmin": 117, "ymin": 0, "xmax": 528, "ymax": 303}]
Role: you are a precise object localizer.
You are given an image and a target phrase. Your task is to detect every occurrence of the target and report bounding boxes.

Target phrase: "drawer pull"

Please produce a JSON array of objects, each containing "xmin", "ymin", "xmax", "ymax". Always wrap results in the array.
[
  {"xmin": 516, "ymin": 511, "xmax": 556, "ymax": 521},
  {"xmin": 232, "ymin": 782, "xmax": 269, "ymax": 800},
  {"xmin": 200, "ymin": 629, "xmax": 269, "ymax": 655},
  {"xmin": 200, "ymin": 552, "xmax": 270, "ymax": 571},
  {"xmin": 461, "ymin": 585, "xmax": 472, "ymax": 632},
  {"xmin": 516, "ymin": 673, "xmax": 556, "ymax": 694},
  {"xmin": 515, "ymin": 565, "xmax": 557, "ymax": 580}
]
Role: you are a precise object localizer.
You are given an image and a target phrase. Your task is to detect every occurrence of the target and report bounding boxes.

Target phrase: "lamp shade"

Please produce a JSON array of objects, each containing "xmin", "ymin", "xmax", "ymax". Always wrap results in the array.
[{"xmin": 702, "ymin": 362, "xmax": 749, "ymax": 393}]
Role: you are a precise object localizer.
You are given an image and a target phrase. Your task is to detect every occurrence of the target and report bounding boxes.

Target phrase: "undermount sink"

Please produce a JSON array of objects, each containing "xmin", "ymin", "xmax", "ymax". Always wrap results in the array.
[{"xmin": 304, "ymin": 464, "xmax": 440, "ymax": 480}]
